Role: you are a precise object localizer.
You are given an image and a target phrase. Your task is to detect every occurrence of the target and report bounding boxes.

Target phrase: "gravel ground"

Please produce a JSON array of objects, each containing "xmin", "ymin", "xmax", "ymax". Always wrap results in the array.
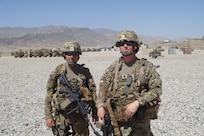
[{"xmin": 0, "ymin": 51, "xmax": 204, "ymax": 136}]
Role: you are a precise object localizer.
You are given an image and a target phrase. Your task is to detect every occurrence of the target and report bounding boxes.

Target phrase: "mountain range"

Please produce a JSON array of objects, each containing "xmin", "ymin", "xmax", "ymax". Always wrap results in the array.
[{"xmin": 0, "ymin": 25, "xmax": 168, "ymax": 51}]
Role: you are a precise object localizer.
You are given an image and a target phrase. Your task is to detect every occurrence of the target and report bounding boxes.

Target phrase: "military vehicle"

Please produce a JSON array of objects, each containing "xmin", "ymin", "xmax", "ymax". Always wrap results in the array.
[
  {"xmin": 52, "ymin": 49, "xmax": 62, "ymax": 57},
  {"xmin": 38, "ymin": 49, "xmax": 53, "ymax": 57},
  {"xmin": 12, "ymin": 49, "xmax": 25, "ymax": 58},
  {"xmin": 149, "ymin": 50, "xmax": 161, "ymax": 58},
  {"xmin": 11, "ymin": 48, "xmax": 63, "ymax": 58},
  {"xmin": 29, "ymin": 49, "xmax": 39, "ymax": 57}
]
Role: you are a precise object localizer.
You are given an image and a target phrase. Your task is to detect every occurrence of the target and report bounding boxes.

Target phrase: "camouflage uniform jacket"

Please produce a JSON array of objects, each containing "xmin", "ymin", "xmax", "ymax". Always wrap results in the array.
[
  {"xmin": 96, "ymin": 57, "xmax": 162, "ymax": 109},
  {"xmin": 45, "ymin": 62, "xmax": 97, "ymax": 119}
]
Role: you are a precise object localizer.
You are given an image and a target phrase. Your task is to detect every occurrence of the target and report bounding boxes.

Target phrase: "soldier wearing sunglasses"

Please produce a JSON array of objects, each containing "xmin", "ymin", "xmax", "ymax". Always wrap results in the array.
[{"xmin": 96, "ymin": 30, "xmax": 162, "ymax": 136}]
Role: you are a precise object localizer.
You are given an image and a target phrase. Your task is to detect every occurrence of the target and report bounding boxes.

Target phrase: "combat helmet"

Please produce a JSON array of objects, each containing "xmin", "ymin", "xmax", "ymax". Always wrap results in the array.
[
  {"xmin": 115, "ymin": 30, "xmax": 141, "ymax": 53},
  {"xmin": 62, "ymin": 41, "xmax": 82, "ymax": 55}
]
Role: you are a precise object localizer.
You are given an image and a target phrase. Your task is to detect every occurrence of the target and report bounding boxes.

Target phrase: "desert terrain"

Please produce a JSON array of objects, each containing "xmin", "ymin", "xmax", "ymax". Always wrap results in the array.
[{"xmin": 0, "ymin": 50, "xmax": 204, "ymax": 136}]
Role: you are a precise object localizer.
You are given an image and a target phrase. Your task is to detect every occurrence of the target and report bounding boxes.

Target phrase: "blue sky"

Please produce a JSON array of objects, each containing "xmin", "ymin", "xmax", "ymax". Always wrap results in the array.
[{"xmin": 0, "ymin": 0, "xmax": 203, "ymax": 39}]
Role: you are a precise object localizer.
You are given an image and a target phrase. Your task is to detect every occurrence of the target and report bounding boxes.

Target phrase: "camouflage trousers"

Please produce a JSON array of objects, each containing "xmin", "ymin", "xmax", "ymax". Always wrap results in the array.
[
  {"xmin": 118, "ymin": 119, "xmax": 153, "ymax": 136},
  {"xmin": 54, "ymin": 111, "xmax": 89, "ymax": 136}
]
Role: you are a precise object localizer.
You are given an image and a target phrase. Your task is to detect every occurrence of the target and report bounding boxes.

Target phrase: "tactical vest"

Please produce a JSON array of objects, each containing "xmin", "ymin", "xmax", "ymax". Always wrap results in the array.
[
  {"xmin": 107, "ymin": 57, "xmax": 149, "ymax": 98},
  {"xmin": 51, "ymin": 63, "xmax": 92, "ymax": 112},
  {"xmin": 106, "ymin": 57, "xmax": 159, "ymax": 121}
]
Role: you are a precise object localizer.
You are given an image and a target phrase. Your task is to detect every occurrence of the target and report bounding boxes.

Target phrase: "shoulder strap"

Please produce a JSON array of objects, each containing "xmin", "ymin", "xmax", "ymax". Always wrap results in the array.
[
  {"xmin": 138, "ymin": 58, "xmax": 152, "ymax": 86},
  {"xmin": 114, "ymin": 58, "xmax": 120, "ymax": 91},
  {"xmin": 139, "ymin": 62, "xmax": 148, "ymax": 86},
  {"xmin": 113, "ymin": 57, "xmax": 124, "ymax": 91},
  {"xmin": 105, "ymin": 98, "xmax": 121, "ymax": 136}
]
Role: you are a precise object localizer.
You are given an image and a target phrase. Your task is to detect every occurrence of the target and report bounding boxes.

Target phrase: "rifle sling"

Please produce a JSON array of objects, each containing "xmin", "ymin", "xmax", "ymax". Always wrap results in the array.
[{"xmin": 106, "ymin": 98, "xmax": 121, "ymax": 136}]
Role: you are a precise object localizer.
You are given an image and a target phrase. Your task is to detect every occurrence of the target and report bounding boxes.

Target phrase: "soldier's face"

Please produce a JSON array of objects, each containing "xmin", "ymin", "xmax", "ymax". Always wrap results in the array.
[
  {"xmin": 65, "ymin": 52, "xmax": 80, "ymax": 64},
  {"xmin": 119, "ymin": 41, "xmax": 134, "ymax": 56}
]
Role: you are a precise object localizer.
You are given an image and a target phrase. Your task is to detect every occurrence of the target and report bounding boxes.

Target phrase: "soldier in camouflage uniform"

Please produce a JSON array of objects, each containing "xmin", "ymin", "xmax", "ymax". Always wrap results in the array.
[
  {"xmin": 45, "ymin": 41, "xmax": 97, "ymax": 136},
  {"xmin": 96, "ymin": 30, "xmax": 162, "ymax": 136}
]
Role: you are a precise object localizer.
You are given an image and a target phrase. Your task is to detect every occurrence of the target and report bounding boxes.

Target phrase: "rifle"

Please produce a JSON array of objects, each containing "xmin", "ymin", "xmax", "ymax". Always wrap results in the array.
[
  {"xmin": 103, "ymin": 98, "xmax": 121, "ymax": 136},
  {"xmin": 58, "ymin": 72, "xmax": 101, "ymax": 136},
  {"xmin": 101, "ymin": 114, "xmax": 114, "ymax": 136}
]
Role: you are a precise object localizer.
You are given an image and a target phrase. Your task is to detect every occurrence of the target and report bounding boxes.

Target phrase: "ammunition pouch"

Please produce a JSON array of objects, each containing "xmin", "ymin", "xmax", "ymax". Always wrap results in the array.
[
  {"xmin": 143, "ymin": 104, "xmax": 159, "ymax": 119},
  {"xmin": 52, "ymin": 93, "xmax": 76, "ymax": 111}
]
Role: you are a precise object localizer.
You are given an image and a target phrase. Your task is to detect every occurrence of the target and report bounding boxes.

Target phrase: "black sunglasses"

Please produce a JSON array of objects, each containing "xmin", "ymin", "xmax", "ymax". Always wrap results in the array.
[
  {"xmin": 64, "ymin": 52, "xmax": 79, "ymax": 56},
  {"xmin": 115, "ymin": 41, "xmax": 135, "ymax": 47}
]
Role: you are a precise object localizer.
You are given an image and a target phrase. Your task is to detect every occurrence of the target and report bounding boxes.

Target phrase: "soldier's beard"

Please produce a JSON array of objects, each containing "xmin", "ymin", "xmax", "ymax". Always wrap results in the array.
[{"xmin": 120, "ymin": 51, "xmax": 135, "ymax": 56}]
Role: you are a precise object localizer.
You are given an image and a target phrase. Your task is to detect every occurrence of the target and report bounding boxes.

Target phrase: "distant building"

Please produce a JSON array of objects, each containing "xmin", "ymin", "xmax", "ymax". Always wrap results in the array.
[
  {"xmin": 180, "ymin": 47, "xmax": 193, "ymax": 54},
  {"xmin": 163, "ymin": 39, "xmax": 170, "ymax": 43},
  {"xmin": 168, "ymin": 47, "xmax": 176, "ymax": 54}
]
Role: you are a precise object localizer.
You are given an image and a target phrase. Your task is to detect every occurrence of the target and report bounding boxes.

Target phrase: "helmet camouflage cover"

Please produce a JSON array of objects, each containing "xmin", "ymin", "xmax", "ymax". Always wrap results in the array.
[
  {"xmin": 116, "ymin": 30, "xmax": 140, "ymax": 46},
  {"xmin": 115, "ymin": 30, "xmax": 142, "ymax": 54},
  {"xmin": 62, "ymin": 41, "xmax": 82, "ymax": 55}
]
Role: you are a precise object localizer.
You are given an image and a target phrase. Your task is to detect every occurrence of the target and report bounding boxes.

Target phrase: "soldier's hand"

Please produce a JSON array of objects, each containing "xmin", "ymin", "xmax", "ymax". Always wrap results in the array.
[
  {"xmin": 46, "ymin": 118, "xmax": 54, "ymax": 128},
  {"xmin": 97, "ymin": 107, "xmax": 106, "ymax": 124},
  {"xmin": 92, "ymin": 114, "xmax": 99, "ymax": 124},
  {"xmin": 125, "ymin": 100, "xmax": 140, "ymax": 119}
]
